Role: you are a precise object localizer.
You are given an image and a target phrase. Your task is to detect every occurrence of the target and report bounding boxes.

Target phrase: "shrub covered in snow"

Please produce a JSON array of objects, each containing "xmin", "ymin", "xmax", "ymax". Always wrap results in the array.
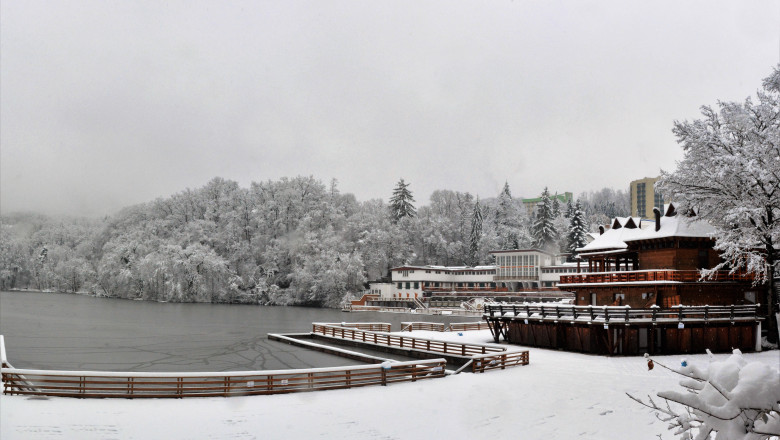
[{"xmin": 630, "ymin": 350, "xmax": 780, "ymax": 440}]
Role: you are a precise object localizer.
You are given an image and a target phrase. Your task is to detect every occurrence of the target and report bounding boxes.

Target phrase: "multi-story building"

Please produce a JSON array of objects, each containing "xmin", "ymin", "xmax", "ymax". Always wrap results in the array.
[
  {"xmin": 630, "ymin": 177, "xmax": 666, "ymax": 219},
  {"xmin": 489, "ymin": 249, "xmax": 556, "ymax": 290},
  {"xmin": 521, "ymin": 192, "xmax": 573, "ymax": 216},
  {"xmin": 383, "ymin": 265, "xmax": 497, "ymax": 299}
]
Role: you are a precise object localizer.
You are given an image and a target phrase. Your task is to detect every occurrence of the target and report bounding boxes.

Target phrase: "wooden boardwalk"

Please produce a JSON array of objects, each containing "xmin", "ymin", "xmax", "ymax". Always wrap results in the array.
[{"xmin": 483, "ymin": 304, "xmax": 762, "ymax": 355}]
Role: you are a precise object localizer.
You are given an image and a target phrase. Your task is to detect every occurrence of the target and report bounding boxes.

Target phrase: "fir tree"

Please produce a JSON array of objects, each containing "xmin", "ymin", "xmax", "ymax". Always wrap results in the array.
[
  {"xmin": 468, "ymin": 198, "xmax": 483, "ymax": 265},
  {"xmin": 532, "ymin": 187, "xmax": 558, "ymax": 251},
  {"xmin": 567, "ymin": 199, "xmax": 589, "ymax": 254},
  {"xmin": 565, "ymin": 198, "xmax": 574, "ymax": 219},
  {"xmin": 388, "ymin": 178, "xmax": 416, "ymax": 222},
  {"xmin": 552, "ymin": 196, "xmax": 561, "ymax": 218},
  {"xmin": 494, "ymin": 181, "xmax": 524, "ymax": 250}
]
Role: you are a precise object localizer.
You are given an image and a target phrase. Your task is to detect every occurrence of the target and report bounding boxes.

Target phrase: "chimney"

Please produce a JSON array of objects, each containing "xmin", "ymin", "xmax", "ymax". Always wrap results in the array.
[
  {"xmin": 598, "ymin": 225, "xmax": 605, "ymax": 235},
  {"xmin": 653, "ymin": 207, "xmax": 661, "ymax": 232}
]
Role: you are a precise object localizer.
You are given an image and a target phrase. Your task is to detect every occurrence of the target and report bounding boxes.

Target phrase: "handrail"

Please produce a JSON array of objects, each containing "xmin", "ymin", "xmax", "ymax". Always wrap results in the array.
[
  {"xmin": 447, "ymin": 322, "xmax": 490, "ymax": 332},
  {"xmin": 312, "ymin": 324, "xmax": 506, "ymax": 356},
  {"xmin": 471, "ymin": 351, "xmax": 529, "ymax": 372},
  {"xmin": 559, "ymin": 269, "xmax": 755, "ymax": 285},
  {"xmin": 483, "ymin": 304, "xmax": 761, "ymax": 324},
  {"xmin": 319, "ymin": 322, "xmax": 392, "ymax": 332},
  {"xmin": 1, "ymin": 358, "xmax": 447, "ymax": 398},
  {"xmin": 400, "ymin": 322, "xmax": 445, "ymax": 332}
]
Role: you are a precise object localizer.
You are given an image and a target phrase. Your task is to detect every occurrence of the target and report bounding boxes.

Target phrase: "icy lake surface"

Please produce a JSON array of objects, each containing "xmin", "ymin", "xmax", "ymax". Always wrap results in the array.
[{"xmin": 0, "ymin": 291, "xmax": 453, "ymax": 372}]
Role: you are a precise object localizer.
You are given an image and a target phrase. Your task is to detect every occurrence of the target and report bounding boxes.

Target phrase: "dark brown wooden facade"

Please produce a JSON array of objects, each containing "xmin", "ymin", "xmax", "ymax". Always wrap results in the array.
[
  {"xmin": 483, "ymin": 304, "xmax": 761, "ymax": 355},
  {"xmin": 486, "ymin": 208, "xmax": 768, "ymax": 355}
]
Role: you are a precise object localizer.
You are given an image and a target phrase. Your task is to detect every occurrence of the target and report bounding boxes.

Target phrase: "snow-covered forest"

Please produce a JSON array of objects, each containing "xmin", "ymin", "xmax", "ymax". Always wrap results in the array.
[{"xmin": 0, "ymin": 177, "xmax": 628, "ymax": 306}]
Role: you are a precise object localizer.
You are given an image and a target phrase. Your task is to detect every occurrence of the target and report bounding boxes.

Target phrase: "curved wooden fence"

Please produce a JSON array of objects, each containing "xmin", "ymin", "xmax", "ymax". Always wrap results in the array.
[
  {"xmin": 1, "ymin": 359, "xmax": 447, "ymax": 399},
  {"xmin": 312, "ymin": 323, "xmax": 505, "ymax": 356}
]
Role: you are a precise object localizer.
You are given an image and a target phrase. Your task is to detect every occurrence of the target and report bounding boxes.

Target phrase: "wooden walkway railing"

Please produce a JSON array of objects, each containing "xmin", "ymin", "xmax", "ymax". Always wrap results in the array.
[
  {"xmin": 483, "ymin": 304, "xmax": 761, "ymax": 324},
  {"xmin": 1, "ymin": 359, "xmax": 447, "ymax": 398},
  {"xmin": 401, "ymin": 322, "xmax": 445, "ymax": 332},
  {"xmin": 447, "ymin": 322, "xmax": 490, "ymax": 332},
  {"xmin": 312, "ymin": 324, "xmax": 505, "ymax": 356},
  {"xmin": 559, "ymin": 269, "xmax": 754, "ymax": 285},
  {"xmin": 471, "ymin": 351, "xmax": 529, "ymax": 372},
  {"xmin": 320, "ymin": 322, "xmax": 392, "ymax": 332}
]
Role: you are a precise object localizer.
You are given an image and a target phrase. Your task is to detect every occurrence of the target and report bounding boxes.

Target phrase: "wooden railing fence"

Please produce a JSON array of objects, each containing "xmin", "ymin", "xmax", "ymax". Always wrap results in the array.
[
  {"xmin": 1, "ymin": 359, "xmax": 446, "ymax": 399},
  {"xmin": 401, "ymin": 322, "xmax": 445, "ymax": 332},
  {"xmin": 320, "ymin": 322, "xmax": 392, "ymax": 332},
  {"xmin": 483, "ymin": 304, "xmax": 761, "ymax": 324},
  {"xmin": 312, "ymin": 324, "xmax": 505, "ymax": 356},
  {"xmin": 447, "ymin": 322, "xmax": 490, "ymax": 332},
  {"xmin": 560, "ymin": 270, "xmax": 754, "ymax": 285},
  {"xmin": 471, "ymin": 351, "xmax": 529, "ymax": 373}
]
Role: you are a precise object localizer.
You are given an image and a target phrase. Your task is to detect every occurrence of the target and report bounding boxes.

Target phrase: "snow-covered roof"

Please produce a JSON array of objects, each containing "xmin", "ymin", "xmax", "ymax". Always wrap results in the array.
[
  {"xmin": 390, "ymin": 265, "xmax": 497, "ymax": 272},
  {"xmin": 623, "ymin": 212, "xmax": 715, "ymax": 242},
  {"xmin": 576, "ymin": 221, "xmax": 649, "ymax": 252},
  {"xmin": 576, "ymin": 202, "xmax": 716, "ymax": 253}
]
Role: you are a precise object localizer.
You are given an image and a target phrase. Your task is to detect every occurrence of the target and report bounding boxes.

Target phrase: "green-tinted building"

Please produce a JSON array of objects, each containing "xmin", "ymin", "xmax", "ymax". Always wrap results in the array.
[{"xmin": 521, "ymin": 192, "xmax": 573, "ymax": 216}]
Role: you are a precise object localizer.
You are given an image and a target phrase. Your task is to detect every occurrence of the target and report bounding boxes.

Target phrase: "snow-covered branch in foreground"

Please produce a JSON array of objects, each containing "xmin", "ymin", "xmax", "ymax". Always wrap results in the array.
[{"xmin": 628, "ymin": 350, "xmax": 780, "ymax": 440}]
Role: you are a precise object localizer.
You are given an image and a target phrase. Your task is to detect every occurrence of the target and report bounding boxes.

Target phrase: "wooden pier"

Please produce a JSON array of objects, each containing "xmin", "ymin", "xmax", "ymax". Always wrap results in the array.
[{"xmin": 483, "ymin": 304, "xmax": 762, "ymax": 355}]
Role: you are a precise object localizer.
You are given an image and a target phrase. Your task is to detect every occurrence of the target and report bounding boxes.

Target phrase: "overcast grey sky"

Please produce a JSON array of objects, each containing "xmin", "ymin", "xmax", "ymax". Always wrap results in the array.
[{"xmin": 1, "ymin": 1, "xmax": 778, "ymax": 217}]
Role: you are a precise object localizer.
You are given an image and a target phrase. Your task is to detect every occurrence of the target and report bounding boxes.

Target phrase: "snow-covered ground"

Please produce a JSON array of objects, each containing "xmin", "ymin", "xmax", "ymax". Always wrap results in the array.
[{"xmin": 1, "ymin": 330, "xmax": 778, "ymax": 440}]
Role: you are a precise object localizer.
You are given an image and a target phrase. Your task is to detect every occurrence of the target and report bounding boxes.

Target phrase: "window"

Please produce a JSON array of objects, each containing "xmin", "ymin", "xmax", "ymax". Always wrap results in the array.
[
  {"xmin": 413, "ymin": 282, "xmax": 419, "ymax": 289},
  {"xmin": 405, "ymin": 282, "xmax": 410, "ymax": 289},
  {"xmin": 653, "ymin": 191, "xmax": 664, "ymax": 212},
  {"xmin": 636, "ymin": 182, "xmax": 647, "ymax": 218},
  {"xmin": 397, "ymin": 283, "xmax": 402, "ymax": 289}
]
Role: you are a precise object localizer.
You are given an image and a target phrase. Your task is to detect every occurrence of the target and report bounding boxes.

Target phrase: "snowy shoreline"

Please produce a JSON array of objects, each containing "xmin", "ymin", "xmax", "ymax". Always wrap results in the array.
[{"xmin": 2, "ymin": 330, "xmax": 778, "ymax": 439}]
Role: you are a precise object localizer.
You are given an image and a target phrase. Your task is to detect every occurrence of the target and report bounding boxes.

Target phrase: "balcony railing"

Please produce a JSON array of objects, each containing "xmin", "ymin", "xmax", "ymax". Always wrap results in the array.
[{"xmin": 558, "ymin": 270, "xmax": 754, "ymax": 285}]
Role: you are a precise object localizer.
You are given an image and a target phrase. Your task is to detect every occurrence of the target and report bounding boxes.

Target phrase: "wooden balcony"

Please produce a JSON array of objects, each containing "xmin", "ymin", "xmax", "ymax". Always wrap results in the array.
[{"xmin": 558, "ymin": 270, "xmax": 754, "ymax": 285}]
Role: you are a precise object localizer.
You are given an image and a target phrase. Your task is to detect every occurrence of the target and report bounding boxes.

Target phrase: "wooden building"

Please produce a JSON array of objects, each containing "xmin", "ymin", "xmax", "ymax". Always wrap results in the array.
[
  {"xmin": 558, "ymin": 203, "xmax": 763, "ymax": 310},
  {"xmin": 483, "ymin": 203, "xmax": 765, "ymax": 355}
]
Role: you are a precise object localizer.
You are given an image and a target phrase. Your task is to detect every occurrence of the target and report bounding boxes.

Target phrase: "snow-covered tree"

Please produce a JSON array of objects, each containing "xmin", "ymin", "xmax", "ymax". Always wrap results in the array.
[
  {"xmin": 389, "ymin": 178, "xmax": 416, "ymax": 222},
  {"xmin": 658, "ymin": 67, "xmax": 780, "ymax": 343},
  {"xmin": 468, "ymin": 198, "xmax": 483, "ymax": 265},
  {"xmin": 565, "ymin": 198, "xmax": 575, "ymax": 219},
  {"xmin": 494, "ymin": 182, "xmax": 529, "ymax": 250},
  {"xmin": 532, "ymin": 187, "xmax": 558, "ymax": 251},
  {"xmin": 567, "ymin": 199, "xmax": 589, "ymax": 254},
  {"xmin": 629, "ymin": 350, "xmax": 780, "ymax": 440}
]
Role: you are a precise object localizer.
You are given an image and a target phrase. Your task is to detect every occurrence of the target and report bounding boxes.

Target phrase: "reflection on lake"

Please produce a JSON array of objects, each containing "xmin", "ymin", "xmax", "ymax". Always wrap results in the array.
[{"xmin": 0, "ymin": 291, "xmax": 458, "ymax": 372}]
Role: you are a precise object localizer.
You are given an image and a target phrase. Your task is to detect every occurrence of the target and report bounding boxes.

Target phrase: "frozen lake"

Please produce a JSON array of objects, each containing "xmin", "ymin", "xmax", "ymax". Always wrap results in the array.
[{"xmin": 0, "ymin": 290, "xmax": 455, "ymax": 372}]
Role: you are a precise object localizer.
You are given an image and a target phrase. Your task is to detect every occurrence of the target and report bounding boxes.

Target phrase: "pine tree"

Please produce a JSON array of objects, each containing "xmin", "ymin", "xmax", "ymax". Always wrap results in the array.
[
  {"xmin": 388, "ymin": 178, "xmax": 416, "ymax": 222},
  {"xmin": 532, "ymin": 187, "xmax": 558, "ymax": 251},
  {"xmin": 552, "ymin": 196, "xmax": 561, "ymax": 218},
  {"xmin": 494, "ymin": 181, "xmax": 524, "ymax": 250},
  {"xmin": 565, "ymin": 198, "xmax": 575, "ymax": 219},
  {"xmin": 468, "ymin": 198, "xmax": 483, "ymax": 265},
  {"xmin": 567, "ymin": 199, "xmax": 589, "ymax": 254}
]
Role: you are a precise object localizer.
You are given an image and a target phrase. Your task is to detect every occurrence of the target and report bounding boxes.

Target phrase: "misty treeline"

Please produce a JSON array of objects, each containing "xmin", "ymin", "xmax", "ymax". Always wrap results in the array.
[{"xmin": 0, "ymin": 176, "xmax": 628, "ymax": 307}]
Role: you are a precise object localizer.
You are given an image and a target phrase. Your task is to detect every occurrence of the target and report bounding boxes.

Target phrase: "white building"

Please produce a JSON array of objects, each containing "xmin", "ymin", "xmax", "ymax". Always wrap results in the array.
[
  {"xmin": 375, "ymin": 265, "xmax": 497, "ymax": 299},
  {"xmin": 539, "ymin": 262, "xmax": 589, "ymax": 288},
  {"xmin": 489, "ymin": 249, "xmax": 557, "ymax": 290}
]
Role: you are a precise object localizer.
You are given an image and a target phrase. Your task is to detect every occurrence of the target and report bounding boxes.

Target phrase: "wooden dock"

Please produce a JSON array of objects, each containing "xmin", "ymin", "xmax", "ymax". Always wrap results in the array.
[{"xmin": 483, "ymin": 304, "xmax": 762, "ymax": 355}]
